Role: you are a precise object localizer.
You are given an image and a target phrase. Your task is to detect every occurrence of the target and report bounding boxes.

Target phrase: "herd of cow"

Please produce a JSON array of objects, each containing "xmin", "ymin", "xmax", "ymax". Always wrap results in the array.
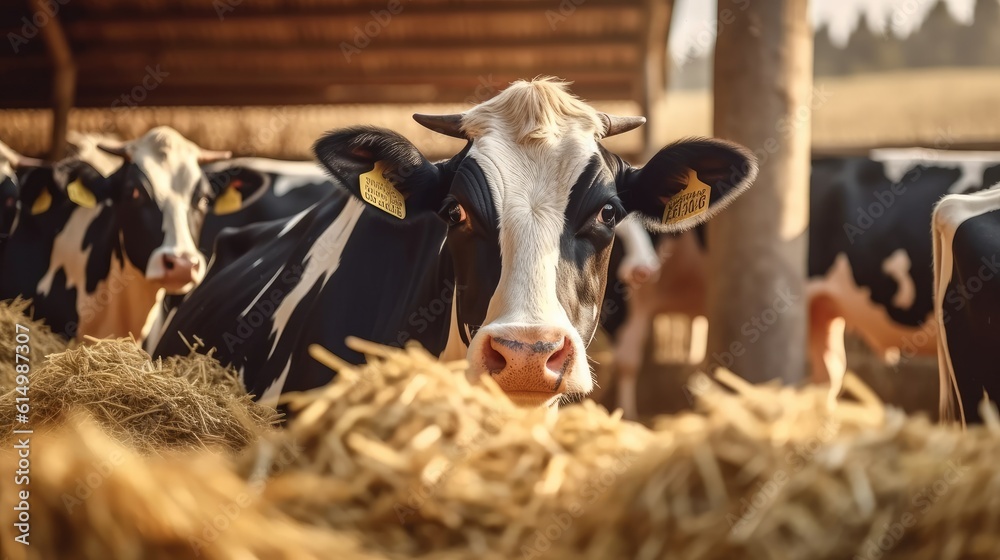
[{"xmin": 0, "ymin": 78, "xmax": 997, "ymax": 425}]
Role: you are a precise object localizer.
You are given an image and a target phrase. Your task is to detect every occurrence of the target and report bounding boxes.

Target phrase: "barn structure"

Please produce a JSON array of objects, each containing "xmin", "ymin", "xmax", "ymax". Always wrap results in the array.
[{"xmin": 0, "ymin": 0, "xmax": 673, "ymax": 160}]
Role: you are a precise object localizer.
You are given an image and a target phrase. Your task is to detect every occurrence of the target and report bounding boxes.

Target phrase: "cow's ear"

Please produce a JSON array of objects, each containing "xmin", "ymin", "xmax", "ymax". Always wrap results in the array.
[
  {"xmin": 618, "ymin": 138, "xmax": 757, "ymax": 233},
  {"xmin": 16, "ymin": 166, "xmax": 62, "ymax": 216},
  {"xmin": 204, "ymin": 168, "xmax": 265, "ymax": 216},
  {"xmin": 66, "ymin": 162, "xmax": 114, "ymax": 208},
  {"xmin": 313, "ymin": 126, "xmax": 454, "ymax": 217}
]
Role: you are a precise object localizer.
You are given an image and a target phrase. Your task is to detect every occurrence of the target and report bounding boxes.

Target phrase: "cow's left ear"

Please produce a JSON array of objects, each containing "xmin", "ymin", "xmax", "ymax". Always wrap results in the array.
[
  {"xmin": 65, "ymin": 161, "xmax": 115, "ymax": 208},
  {"xmin": 313, "ymin": 126, "xmax": 458, "ymax": 218},
  {"xmin": 618, "ymin": 138, "xmax": 757, "ymax": 233}
]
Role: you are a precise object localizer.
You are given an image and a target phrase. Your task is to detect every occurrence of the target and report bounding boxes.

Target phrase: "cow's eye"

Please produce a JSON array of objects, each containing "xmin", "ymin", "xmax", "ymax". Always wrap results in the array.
[
  {"xmin": 444, "ymin": 201, "xmax": 467, "ymax": 226},
  {"xmin": 597, "ymin": 203, "xmax": 618, "ymax": 227}
]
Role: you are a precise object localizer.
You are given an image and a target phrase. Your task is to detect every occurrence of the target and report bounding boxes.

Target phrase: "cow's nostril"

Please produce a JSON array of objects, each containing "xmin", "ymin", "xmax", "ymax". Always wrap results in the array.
[
  {"xmin": 192, "ymin": 260, "xmax": 201, "ymax": 272},
  {"xmin": 546, "ymin": 337, "xmax": 572, "ymax": 373},
  {"xmin": 163, "ymin": 256, "xmax": 175, "ymax": 270},
  {"xmin": 483, "ymin": 336, "xmax": 507, "ymax": 373}
]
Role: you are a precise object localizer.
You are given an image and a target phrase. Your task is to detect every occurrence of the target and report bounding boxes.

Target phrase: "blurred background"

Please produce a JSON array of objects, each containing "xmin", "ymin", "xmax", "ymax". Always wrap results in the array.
[{"xmin": 2, "ymin": 0, "xmax": 997, "ymax": 419}]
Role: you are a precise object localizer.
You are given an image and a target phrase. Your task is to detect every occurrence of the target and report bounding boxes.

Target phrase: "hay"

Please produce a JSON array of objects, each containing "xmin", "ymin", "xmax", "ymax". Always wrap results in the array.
[
  {"xmin": 1, "ymin": 335, "xmax": 998, "ymax": 559},
  {"xmin": 241, "ymin": 339, "xmax": 652, "ymax": 557},
  {"xmin": 0, "ymin": 415, "xmax": 386, "ymax": 560},
  {"xmin": 240, "ymin": 341, "xmax": 1000, "ymax": 560},
  {"xmin": 546, "ymin": 372, "xmax": 1000, "ymax": 560},
  {"xmin": 0, "ymin": 297, "xmax": 68, "ymax": 392},
  {"xmin": 0, "ymin": 338, "xmax": 278, "ymax": 453}
]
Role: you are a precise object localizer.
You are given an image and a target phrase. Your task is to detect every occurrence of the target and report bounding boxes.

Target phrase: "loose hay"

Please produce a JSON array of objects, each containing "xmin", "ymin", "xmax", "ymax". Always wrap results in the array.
[
  {"xmin": 0, "ymin": 415, "xmax": 386, "ymax": 560},
  {"xmin": 0, "ymin": 297, "xmax": 68, "ymax": 392},
  {"xmin": 240, "ymin": 339, "xmax": 655, "ymax": 558},
  {"xmin": 3, "ymin": 336, "xmax": 999, "ymax": 559},
  {"xmin": 0, "ymin": 338, "xmax": 278, "ymax": 453},
  {"xmin": 242, "ymin": 341, "xmax": 1000, "ymax": 560}
]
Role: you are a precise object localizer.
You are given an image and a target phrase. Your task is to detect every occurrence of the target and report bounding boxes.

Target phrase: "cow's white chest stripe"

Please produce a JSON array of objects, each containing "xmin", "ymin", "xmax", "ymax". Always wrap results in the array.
[
  {"xmin": 37, "ymin": 206, "xmax": 102, "ymax": 303},
  {"xmin": 265, "ymin": 196, "xmax": 366, "ymax": 361}
]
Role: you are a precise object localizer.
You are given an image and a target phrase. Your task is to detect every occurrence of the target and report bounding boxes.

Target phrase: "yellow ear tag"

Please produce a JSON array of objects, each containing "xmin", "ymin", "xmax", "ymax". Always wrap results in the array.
[
  {"xmin": 30, "ymin": 188, "xmax": 52, "ymax": 215},
  {"xmin": 662, "ymin": 169, "xmax": 711, "ymax": 225},
  {"xmin": 359, "ymin": 161, "xmax": 405, "ymax": 219},
  {"xmin": 67, "ymin": 179, "xmax": 97, "ymax": 209},
  {"xmin": 213, "ymin": 183, "xmax": 243, "ymax": 215}
]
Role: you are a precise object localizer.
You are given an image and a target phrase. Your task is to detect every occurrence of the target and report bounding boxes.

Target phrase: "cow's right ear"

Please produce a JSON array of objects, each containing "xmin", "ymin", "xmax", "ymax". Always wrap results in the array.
[
  {"xmin": 312, "ymin": 126, "xmax": 455, "ymax": 217},
  {"xmin": 65, "ymin": 161, "xmax": 115, "ymax": 208}
]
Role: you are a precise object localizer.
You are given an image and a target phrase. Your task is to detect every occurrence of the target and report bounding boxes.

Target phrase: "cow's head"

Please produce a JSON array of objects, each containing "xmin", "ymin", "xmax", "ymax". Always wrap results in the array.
[
  {"xmin": 98, "ymin": 127, "xmax": 231, "ymax": 293},
  {"xmin": 314, "ymin": 78, "xmax": 756, "ymax": 407},
  {"xmin": 9, "ymin": 158, "xmax": 109, "ymax": 238}
]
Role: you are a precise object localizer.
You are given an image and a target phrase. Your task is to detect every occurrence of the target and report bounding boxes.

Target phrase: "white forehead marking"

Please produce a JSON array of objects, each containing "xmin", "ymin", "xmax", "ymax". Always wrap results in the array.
[
  {"xmin": 460, "ymin": 79, "xmax": 605, "ymax": 327},
  {"xmin": 462, "ymin": 79, "xmax": 604, "ymax": 228},
  {"xmin": 128, "ymin": 126, "xmax": 204, "ymax": 203}
]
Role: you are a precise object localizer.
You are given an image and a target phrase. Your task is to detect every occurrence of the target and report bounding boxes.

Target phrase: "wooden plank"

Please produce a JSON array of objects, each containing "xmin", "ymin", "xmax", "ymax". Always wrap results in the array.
[
  {"xmin": 61, "ymin": 7, "xmax": 643, "ymax": 45},
  {"xmin": 69, "ymin": 0, "xmax": 641, "ymax": 23},
  {"xmin": 0, "ymin": 81, "xmax": 638, "ymax": 108}
]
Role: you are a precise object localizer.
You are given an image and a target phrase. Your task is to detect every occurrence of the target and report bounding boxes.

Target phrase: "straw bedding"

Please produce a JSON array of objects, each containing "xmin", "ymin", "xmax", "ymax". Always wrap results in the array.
[
  {"xmin": 0, "ymin": 337, "xmax": 278, "ymax": 453},
  {"xmin": 0, "ymin": 415, "xmax": 385, "ymax": 560},
  {"xmin": 1, "ymin": 322, "xmax": 998, "ymax": 559},
  {"xmin": 0, "ymin": 297, "xmax": 68, "ymax": 392}
]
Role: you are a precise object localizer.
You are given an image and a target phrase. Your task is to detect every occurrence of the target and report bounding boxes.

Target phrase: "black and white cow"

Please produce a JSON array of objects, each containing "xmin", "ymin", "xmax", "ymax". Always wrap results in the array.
[
  {"xmin": 1, "ymin": 127, "xmax": 339, "ymax": 344},
  {"xmin": 144, "ymin": 157, "xmax": 341, "ymax": 350},
  {"xmin": 152, "ymin": 78, "xmax": 757, "ymax": 407},
  {"xmin": 0, "ymin": 141, "xmax": 43, "ymax": 253},
  {"xmin": 601, "ymin": 149, "xmax": 1000, "ymax": 418},
  {"xmin": 0, "ymin": 127, "xmax": 232, "ymax": 340},
  {"xmin": 932, "ymin": 184, "xmax": 1000, "ymax": 425}
]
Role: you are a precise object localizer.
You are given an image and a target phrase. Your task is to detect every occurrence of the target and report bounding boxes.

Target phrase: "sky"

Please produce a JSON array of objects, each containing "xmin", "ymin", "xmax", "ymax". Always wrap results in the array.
[{"xmin": 669, "ymin": 0, "xmax": 978, "ymax": 64}]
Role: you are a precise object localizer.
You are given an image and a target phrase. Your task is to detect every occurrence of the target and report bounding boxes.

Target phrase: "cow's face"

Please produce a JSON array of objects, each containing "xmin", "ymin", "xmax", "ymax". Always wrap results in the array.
[
  {"xmin": 99, "ymin": 127, "xmax": 231, "ymax": 294},
  {"xmin": 314, "ymin": 79, "xmax": 757, "ymax": 407}
]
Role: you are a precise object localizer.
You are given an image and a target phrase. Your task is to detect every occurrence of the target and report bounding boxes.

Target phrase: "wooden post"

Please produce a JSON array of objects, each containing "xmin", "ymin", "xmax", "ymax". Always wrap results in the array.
[
  {"xmin": 639, "ymin": 0, "xmax": 674, "ymax": 159},
  {"xmin": 706, "ymin": 0, "xmax": 813, "ymax": 383},
  {"xmin": 32, "ymin": 0, "xmax": 76, "ymax": 161}
]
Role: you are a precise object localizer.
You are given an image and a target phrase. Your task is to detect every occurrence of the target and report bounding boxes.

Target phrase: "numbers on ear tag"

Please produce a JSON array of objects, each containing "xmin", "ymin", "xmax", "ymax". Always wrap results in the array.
[
  {"xmin": 67, "ymin": 179, "xmax": 97, "ymax": 209},
  {"xmin": 662, "ymin": 169, "xmax": 711, "ymax": 225},
  {"xmin": 359, "ymin": 161, "xmax": 406, "ymax": 219}
]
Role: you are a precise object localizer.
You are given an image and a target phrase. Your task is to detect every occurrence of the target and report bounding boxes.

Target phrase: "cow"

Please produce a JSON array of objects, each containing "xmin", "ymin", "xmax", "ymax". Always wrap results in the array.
[
  {"xmin": 931, "ymin": 184, "xmax": 1000, "ymax": 426},
  {"xmin": 0, "ymin": 141, "xmax": 43, "ymax": 253},
  {"xmin": 605, "ymin": 149, "xmax": 1000, "ymax": 419},
  {"xmin": 0, "ymin": 127, "xmax": 340, "ymax": 345},
  {"xmin": 144, "ymin": 157, "xmax": 342, "ymax": 351},
  {"xmin": 0, "ymin": 127, "xmax": 233, "ymax": 341},
  {"xmin": 151, "ymin": 78, "xmax": 758, "ymax": 408}
]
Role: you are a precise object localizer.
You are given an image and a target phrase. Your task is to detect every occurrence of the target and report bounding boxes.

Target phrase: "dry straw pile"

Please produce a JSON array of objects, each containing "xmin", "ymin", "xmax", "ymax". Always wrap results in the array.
[
  {"xmin": 246, "ymin": 339, "xmax": 653, "ymax": 558},
  {"xmin": 243, "ymin": 341, "xmax": 1000, "ymax": 560},
  {"xmin": 0, "ymin": 297, "xmax": 67, "ymax": 392},
  {"xmin": 0, "ymin": 337, "xmax": 278, "ymax": 453},
  {"xmin": 1, "ymin": 305, "xmax": 999, "ymax": 560},
  {"xmin": 0, "ymin": 416, "xmax": 385, "ymax": 560}
]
